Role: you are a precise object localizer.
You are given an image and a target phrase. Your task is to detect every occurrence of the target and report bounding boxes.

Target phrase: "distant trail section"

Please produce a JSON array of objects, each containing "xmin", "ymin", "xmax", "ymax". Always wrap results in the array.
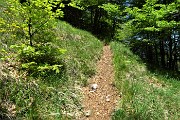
[{"xmin": 81, "ymin": 45, "xmax": 119, "ymax": 120}]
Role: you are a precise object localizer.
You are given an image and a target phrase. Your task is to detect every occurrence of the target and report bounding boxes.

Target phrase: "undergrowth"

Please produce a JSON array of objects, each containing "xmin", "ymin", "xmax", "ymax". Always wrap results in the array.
[{"xmin": 111, "ymin": 42, "xmax": 180, "ymax": 120}]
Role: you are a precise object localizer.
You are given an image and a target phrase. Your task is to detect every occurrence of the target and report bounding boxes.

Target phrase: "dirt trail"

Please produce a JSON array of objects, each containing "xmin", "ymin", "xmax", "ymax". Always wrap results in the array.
[{"xmin": 81, "ymin": 45, "xmax": 119, "ymax": 120}]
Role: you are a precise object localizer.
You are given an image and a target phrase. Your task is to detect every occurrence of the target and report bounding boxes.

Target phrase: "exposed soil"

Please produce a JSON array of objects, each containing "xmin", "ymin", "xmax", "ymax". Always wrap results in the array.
[{"xmin": 81, "ymin": 45, "xmax": 119, "ymax": 120}]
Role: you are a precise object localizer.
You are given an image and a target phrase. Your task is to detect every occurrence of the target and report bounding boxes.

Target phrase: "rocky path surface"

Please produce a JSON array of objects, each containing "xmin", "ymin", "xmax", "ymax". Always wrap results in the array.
[{"xmin": 81, "ymin": 45, "xmax": 119, "ymax": 120}]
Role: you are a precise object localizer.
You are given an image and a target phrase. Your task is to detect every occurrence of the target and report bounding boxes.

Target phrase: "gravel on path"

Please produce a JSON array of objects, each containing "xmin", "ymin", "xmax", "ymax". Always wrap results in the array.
[{"xmin": 81, "ymin": 45, "xmax": 120, "ymax": 120}]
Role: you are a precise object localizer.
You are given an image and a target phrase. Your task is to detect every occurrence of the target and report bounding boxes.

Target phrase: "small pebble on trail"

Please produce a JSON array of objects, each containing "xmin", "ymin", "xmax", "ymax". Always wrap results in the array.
[
  {"xmin": 85, "ymin": 110, "xmax": 92, "ymax": 117},
  {"xmin": 105, "ymin": 95, "xmax": 110, "ymax": 102},
  {"xmin": 89, "ymin": 84, "xmax": 98, "ymax": 92}
]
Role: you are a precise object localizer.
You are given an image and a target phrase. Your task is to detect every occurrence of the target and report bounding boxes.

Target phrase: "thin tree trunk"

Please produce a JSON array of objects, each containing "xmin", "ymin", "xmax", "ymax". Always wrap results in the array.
[
  {"xmin": 28, "ymin": 0, "xmax": 33, "ymax": 46},
  {"xmin": 160, "ymin": 39, "xmax": 166, "ymax": 68},
  {"xmin": 111, "ymin": 18, "xmax": 116, "ymax": 39},
  {"xmin": 28, "ymin": 18, "xmax": 33, "ymax": 46},
  {"xmin": 93, "ymin": 7, "xmax": 102, "ymax": 35},
  {"xmin": 168, "ymin": 35, "xmax": 173, "ymax": 70},
  {"xmin": 91, "ymin": 7, "xmax": 93, "ymax": 30},
  {"xmin": 93, "ymin": 8, "xmax": 99, "ymax": 34},
  {"xmin": 155, "ymin": 42, "xmax": 159, "ymax": 66},
  {"xmin": 173, "ymin": 36, "xmax": 178, "ymax": 71}
]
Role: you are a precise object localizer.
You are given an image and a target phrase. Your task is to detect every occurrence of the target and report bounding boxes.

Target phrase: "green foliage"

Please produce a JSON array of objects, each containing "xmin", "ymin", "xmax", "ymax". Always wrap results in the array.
[
  {"xmin": 0, "ymin": 0, "xmax": 66, "ymax": 76},
  {"xmin": 99, "ymin": 3, "xmax": 122, "ymax": 31},
  {"xmin": 10, "ymin": 43, "xmax": 65, "ymax": 76},
  {"xmin": 70, "ymin": 0, "xmax": 107, "ymax": 8},
  {"xmin": 6, "ymin": 0, "xmax": 64, "ymax": 45},
  {"xmin": 116, "ymin": 0, "xmax": 180, "ymax": 71},
  {"xmin": 115, "ymin": 20, "xmax": 137, "ymax": 41},
  {"xmin": 65, "ymin": 0, "xmax": 121, "ymax": 39},
  {"xmin": 99, "ymin": 3, "xmax": 120, "ymax": 16},
  {"xmin": 124, "ymin": 0, "xmax": 180, "ymax": 32}
]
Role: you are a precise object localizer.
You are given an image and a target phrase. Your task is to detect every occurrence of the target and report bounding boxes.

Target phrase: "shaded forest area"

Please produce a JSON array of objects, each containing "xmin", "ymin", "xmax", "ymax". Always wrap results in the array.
[{"xmin": 61, "ymin": 0, "xmax": 180, "ymax": 72}]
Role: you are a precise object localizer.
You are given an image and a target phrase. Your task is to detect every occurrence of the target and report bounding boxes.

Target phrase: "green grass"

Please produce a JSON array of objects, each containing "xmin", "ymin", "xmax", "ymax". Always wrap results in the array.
[
  {"xmin": 55, "ymin": 21, "xmax": 103, "ymax": 86},
  {"xmin": 0, "ymin": 19, "xmax": 102, "ymax": 119},
  {"xmin": 110, "ymin": 41, "xmax": 180, "ymax": 120}
]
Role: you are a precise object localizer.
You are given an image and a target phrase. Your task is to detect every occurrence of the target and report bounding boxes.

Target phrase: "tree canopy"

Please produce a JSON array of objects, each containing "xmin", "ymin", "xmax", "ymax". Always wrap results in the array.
[{"xmin": 60, "ymin": 0, "xmax": 179, "ymax": 71}]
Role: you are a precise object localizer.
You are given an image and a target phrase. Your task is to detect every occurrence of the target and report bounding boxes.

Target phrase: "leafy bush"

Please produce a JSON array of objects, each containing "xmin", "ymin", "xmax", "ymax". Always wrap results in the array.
[
  {"xmin": 10, "ymin": 43, "xmax": 65, "ymax": 76},
  {"xmin": 0, "ymin": 0, "xmax": 66, "ymax": 76}
]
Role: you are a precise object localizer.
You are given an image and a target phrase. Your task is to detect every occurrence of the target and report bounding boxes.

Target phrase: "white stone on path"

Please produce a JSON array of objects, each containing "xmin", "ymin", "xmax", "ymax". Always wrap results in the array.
[
  {"xmin": 105, "ymin": 95, "xmax": 110, "ymax": 102},
  {"xmin": 89, "ymin": 84, "xmax": 98, "ymax": 92},
  {"xmin": 85, "ymin": 110, "xmax": 92, "ymax": 117}
]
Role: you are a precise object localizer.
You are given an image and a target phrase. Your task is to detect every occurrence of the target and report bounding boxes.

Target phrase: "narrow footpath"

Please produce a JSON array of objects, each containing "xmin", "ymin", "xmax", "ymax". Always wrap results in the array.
[{"xmin": 81, "ymin": 45, "xmax": 119, "ymax": 120}]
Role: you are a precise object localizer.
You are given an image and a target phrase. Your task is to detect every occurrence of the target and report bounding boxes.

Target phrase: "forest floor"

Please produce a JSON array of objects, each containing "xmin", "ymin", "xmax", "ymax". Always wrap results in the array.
[{"xmin": 81, "ymin": 45, "xmax": 119, "ymax": 120}]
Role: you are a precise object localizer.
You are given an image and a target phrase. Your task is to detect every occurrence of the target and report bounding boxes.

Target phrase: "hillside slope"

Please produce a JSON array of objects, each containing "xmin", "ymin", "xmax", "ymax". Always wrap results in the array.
[{"xmin": 0, "ymin": 21, "xmax": 103, "ymax": 119}]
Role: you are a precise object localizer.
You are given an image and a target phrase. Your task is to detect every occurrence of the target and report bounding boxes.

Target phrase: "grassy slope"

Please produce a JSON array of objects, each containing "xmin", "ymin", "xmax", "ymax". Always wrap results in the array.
[
  {"xmin": 56, "ymin": 21, "xmax": 103, "ymax": 86},
  {"xmin": 0, "ymin": 21, "xmax": 102, "ymax": 119},
  {"xmin": 111, "ymin": 42, "xmax": 180, "ymax": 120}
]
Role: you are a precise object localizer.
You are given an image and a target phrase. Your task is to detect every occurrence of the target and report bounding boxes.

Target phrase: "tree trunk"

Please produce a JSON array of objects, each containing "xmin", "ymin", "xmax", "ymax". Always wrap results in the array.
[
  {"xmin": 91, "ymin": 7, "xmax": 94, "ymax": 30},
  {"xmin": 28, "ymin": 0, "xmax": 33, "ymax": 46},
  {"xmin": 111, "ymin": 17, "xmax": 116, "ymax": 39},
  {"xmin": 154, "ymin": 43, "xmax": 159, "ymax": 66},
  {"xmin": 160, "ymin": 39, "xmax": 166, "ymax": 68},
  {"xmin": 173, "ymin": 38, "xmax": 178, "ymax": 71},
  {"xmin": 93, "ymin": 8, "xmax": 102, "ymax": 35},
  {"xmin": 168, "ymin": 35, "xmax": 173, "ymax": 70},
  {"xmin": 28, "ymin": 18, "xmax": 33, "ymax": 46}
]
